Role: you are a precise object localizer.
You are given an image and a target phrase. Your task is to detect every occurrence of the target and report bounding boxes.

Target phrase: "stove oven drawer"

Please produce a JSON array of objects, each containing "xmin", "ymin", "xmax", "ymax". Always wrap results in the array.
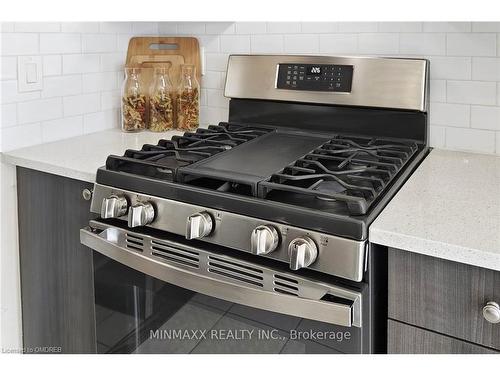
[{"xmin": 80, "ymin": 220, "xmax": 363, "ymax": 329}]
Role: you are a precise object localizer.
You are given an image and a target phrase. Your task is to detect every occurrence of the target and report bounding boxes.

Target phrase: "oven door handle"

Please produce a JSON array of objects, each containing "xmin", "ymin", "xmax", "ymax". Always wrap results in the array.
[{"xmin": 80, "ymin": 225, "xmax": 362, "ymax": 328}]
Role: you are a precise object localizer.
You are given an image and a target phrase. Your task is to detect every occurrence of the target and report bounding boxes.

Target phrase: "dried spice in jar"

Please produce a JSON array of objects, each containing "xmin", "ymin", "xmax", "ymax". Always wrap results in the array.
[
  {"xmin": 121, "ymin": 67, "xmax": 147, "ymax": 132},
  {"xmin": 149, "ymin": 67, "xmax": 174, "ymax": 132},
  {"xmin": 176, "ymin": 64, "xmax": 200, "ymax": 131}
]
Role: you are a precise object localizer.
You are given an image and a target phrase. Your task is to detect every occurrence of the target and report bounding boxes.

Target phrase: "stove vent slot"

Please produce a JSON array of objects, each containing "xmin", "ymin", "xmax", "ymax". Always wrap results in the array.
[
  {"xmin": 273, "ymin": 274, "xmax": 299, "ymax": 296},
  {"xmin": 151, "ymin": 240, "xmax": 199, "ymax": 268},
  {"xmin": 125, "ymin": 233, "xmax": 144, "ymax": 252},
  {"xmin": 207, "ymin": 256, "xmax": 264, "ymax": 287}
]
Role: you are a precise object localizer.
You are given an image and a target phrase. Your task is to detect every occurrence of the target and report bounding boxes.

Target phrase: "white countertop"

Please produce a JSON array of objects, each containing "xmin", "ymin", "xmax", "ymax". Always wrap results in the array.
[
  {"xmin": 370, "ymin": 148, "xmax": 500, "ymax": 271},
  {"xmin": 2, "ymin": 129, "xmax": 183, "ymax": 182}
]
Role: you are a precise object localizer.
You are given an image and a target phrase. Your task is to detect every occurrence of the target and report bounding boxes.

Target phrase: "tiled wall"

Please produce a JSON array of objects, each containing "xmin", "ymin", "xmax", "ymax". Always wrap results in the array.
[{"xmin": 1, "ymin": 22, "xmax": 500, "ymax": 155}]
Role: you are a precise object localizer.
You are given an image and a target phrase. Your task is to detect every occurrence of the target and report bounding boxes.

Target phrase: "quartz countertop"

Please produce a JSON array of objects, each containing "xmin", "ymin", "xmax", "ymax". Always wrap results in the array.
[
  {"xmin": 2, "ymin": 129, "xmax": 183, "ymax": 183},
  {"xmin": 370, "ymin": 148, "xmax": 500, "ymax": 272}
]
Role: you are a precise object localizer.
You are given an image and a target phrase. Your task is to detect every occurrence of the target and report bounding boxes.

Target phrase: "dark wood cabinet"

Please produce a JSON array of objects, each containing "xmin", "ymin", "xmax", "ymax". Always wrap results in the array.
[
  {"xmin": 17, "ymin": 167, "xmax": 97, "ymax": 353},
  {"xmin": 388, "ymin": 248, "xmax": 500, "ymax": 353}
]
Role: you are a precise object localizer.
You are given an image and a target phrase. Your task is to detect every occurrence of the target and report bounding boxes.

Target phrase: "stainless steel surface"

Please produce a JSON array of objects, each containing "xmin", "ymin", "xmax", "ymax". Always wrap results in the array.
[
  {"xmin": 186, "ymin": 211, "xmax": 214, "ymax": 240},
  {"xmin": 81, "ymin": 221, "xmax": 363, "ymax": 327},
  {"xmin": 483, "ymin": 301, "xmax": 500, "ymax": 324},
  {"xmin": 100, "ymin": 195, "xmax": 128, "ymax": 219},
  {"xmin": 288, "ymin": 236, "xmax": 318, "ymax": 271},
  {"xmin": 250, "ymin": 225, "xmax": 279, "ymax": 255},
  {"xmin": 82, "ymin": 188, "xmax": 92, "ymax": 201},
  {"xmin": 127, "ymin": 202, "xmax": 155, "ymax": 228},
  {"xmin": 90, "ymin": 183, "xmax": 366, "ymax": 281},
  {"xmin": 224, "ymin": 55, "xmax": 428, "ymax": 111}
]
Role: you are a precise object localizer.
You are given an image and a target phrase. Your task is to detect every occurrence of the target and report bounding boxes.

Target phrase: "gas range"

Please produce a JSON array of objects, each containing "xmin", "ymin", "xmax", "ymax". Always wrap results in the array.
[{"xmin": 81, "ymin": 55, "xmax": 429, "ymax": 353}]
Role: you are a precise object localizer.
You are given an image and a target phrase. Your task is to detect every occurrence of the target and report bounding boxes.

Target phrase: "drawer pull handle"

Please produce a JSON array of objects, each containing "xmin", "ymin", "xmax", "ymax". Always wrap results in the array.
[{"xmin": 483, "ymin": 301, "xmax": 500, "ymax": 324}]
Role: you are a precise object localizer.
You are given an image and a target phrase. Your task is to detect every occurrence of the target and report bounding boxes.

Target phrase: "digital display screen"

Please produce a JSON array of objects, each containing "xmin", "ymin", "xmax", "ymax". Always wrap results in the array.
[{"xmin": 307, "ymin": 66, "xmax": 322, "ymax": 75}]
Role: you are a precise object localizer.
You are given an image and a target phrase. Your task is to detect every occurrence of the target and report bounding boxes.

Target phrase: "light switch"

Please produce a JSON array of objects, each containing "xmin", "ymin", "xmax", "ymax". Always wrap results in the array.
[{"xmin": 18, "ymin": 56, "xmax": 43, "ymax": 92}]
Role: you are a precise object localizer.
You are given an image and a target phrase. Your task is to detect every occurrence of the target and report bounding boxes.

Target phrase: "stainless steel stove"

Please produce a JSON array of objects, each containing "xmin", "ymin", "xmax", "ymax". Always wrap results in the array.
[{"xmin": 81, "ymin": 55, "xmax": 429, "ymax": 354}]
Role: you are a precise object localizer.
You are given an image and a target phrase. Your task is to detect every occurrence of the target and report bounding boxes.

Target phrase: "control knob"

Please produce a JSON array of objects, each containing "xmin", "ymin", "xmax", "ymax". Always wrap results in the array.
[
  {"xmin": 250, "ymin": 225, "xmax": 279, "ymax": 255},
  {"xmin": 127, "ymin": 202, "xmax": 155, "ymax": 228},
  {"xmin": 101, "ymin": 195, "xmax": 128, "ymax": 219},
  {"xmin": 288, "ymin": 236, "xmax": 318, "ymax": 271},
  {"xmin": 186, "ymin": 212, "xmax": 214, "ymax": 240}
]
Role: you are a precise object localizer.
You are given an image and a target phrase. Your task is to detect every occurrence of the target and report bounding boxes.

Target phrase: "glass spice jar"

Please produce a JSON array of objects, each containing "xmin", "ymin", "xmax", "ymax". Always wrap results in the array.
[
  {"xmin": 176, "ymin": 64, "xmax": 200, "ymax": 131},
  {"xmin": 121, "ymin": 67, "xmax": 147, "ymax": 132},
  {"xmin": 148, "ymin": 67, "xmax": 174, "ymax": 132}
]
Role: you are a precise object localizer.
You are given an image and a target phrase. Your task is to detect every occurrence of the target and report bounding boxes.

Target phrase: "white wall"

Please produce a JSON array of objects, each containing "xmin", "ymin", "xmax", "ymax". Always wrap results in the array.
[{"xmin": 1, "ymin": 22, "xmax": 500, "ymax": 155}]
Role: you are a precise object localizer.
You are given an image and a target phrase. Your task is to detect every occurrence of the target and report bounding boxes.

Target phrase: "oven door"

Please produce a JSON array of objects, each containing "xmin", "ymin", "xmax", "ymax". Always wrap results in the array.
[{"xmin": 81, "ymin": 220, "xmax": 366, "ymax": 354}]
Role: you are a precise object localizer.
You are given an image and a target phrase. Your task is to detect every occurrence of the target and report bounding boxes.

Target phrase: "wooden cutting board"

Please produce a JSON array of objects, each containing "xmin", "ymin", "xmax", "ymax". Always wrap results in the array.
[{"xmin": 125, "ymin": 36, "xmax": 201, "ymax": 88}]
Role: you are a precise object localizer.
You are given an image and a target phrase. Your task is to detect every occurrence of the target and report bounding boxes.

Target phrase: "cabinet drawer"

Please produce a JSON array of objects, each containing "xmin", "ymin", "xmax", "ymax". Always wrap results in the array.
[
  {"xmin": 388, "ymin": 248, "xmax": 500, "ymax": 350},
  {"xmin": 388, "ymin": 320, "xmax": 498, "ymax": 354}
]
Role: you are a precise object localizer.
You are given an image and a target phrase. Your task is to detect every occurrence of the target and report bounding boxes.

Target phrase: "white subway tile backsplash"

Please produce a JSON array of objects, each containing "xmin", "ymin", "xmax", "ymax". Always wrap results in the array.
[
  {"xmin": 220, "ymin": 35, "xmax": 251, "ymax": 53},
  {"xmin": 1, "ymin": 80, "xmax": 40, "ymax": 104},
  {"xmin": 177, "ymin": 22, "xmax": 206, "ymax": 35},
  {"xmin": 235, "ymin": 22, "xmax": 267, "ymax": 34},
  {"xmin": 40, "ymin": 33, "xmax": 81, "ymax": 54},
  {"xmin": 82, "ymin": 34, "xmax": 116, "ymax": 53},
  {"xmin": 471, "ymin": 22, "xmax": 500, "ymax": 32},
  {"xmin": 497, "ymin": 132, "xmax": 500, "ymax": 154},
  {"xmin": 205, "ymin": 53, "xmax": 229, "ymax": 72},
  {"xmin": 100, "ymin": 52, "xmax": 125, "ymax": 72},
  {"xmin": 471, "ymin": 57, "xmax": 500, "ymax": 81},
  {"xmin": 206, "ymin": 89, "xmax": 229, "ymax": 108},
  {"xmin": 206, "ymin": 22, "xmax": 235, "ymax": 35},
  {"xmin": 99, "ymin": 22, "xmax": 133, "ymax": 34},
  {"xmin": 447, "ymin": 33, "xmax": 496, "ymax": 56},
  {"xmin": 498, "ymin": 83, "xmax": 500, "ymax": 105},
  {"xmin": 1, "ymin": 57, "xmax": 17, "ymax": 80},
  {"xmin": 428, "ymin": 56, "xmax": 471, "ymax": 80},
  {"xmin": 251, "ymin": 35, "xmax": 283, "ymax": 53},
  {"xmin": 42, "ymin": 55, "xmax": 62, "ymax": 76},
  {"xmin": 1, "ymin": 103, "xmax": 17, "ymax": 128},
  {"xmin": 62, "ymin": 54, "xmax": 100, "ymax": 74},
  {"xmin": 63, "ymin": 93, "xmax": 100, "ymax": 116},
  {"xmin": 358, "ymin": 33, "xmax": 399, "ymax": 54},
  {"xmin": 267, "ymin": 22, "xmax": 301, "ymax": 34},
  {"xmin": 14, "ymin": 23, "xmax": 60, "ymax": 33},
  {"xmin": 201, "ymin": 71, "xmax": 224, "ymax": 89},
  {"xmin": 337, "ymin": 22, "xmax": 378, "ymax": 33},
  {"xmin": 83, "ymin": 109, "xmax": 118, "ymax": 134},
  {"xmin": 101, "ymin": 90, "xmax": 120, "ymax": 110},
  {"xmin": 400, "ymin": 33, "xmax": 446, "ymax": 55},
  {"xmin": 1, "ymin": 122, "xmax": 42, "ymax": 151},
  {"xmin": 446, "ymin": 127, "xmax": 495, "ymax": 153},
  {"xmin": 471, "ymin": 106, "xmax": 500, "ymax": 130},
  {"xmin": 301, "ymin": 22, "xmax": 337, "ymax": 34},
  {"xmin": 378, "ymin": 22, "xmax": 422, "ymax": 32},
  {"xmin": 429, "ymin": 125, "xmax": 446, "ymax": 148},
  {"xmin": 430, "ymin": 102, "xmax": 470, "ymax": 127},
  {"xmin": 1, "ymin": 22, "xmax": 15, "ymax": 32},
  {"xmin": 423, "ymin": 22, "xmax": 471, "ymax": 32},
  {"xmin": 41, "ymin": 116, "xmax": 83, "ymax": 143},
  {"xmin": 61, "ymin": 22, "xmax": 99, "ymax": 33},
  {"xmin": 131, "ymin": 22, "xmax": 159, "ymax": 35},
  {"xmin": 157, "ymin": 22, "xmax": 178, "ymax": 34},
  {"xmin": 447, "ymin": 80, "xmax": 497, "ymax": 105},
  {"xmin": 284, "ymin": 35, "xmax": 319, "ymax": 54},
  {"xmin": 1, "ymin": 33, "xmax": 39, "ymax": 55},
  {"xmin": 319, "ymin": 34, "xmax": 358, "ymax": 54},
  {"xmin": 198, "ymin": 36, "xmax": 220, "ymax": 53},
  {"xmin": 41, "ymin": 75, "xmax": 82, "ymax": 98},
  {"xmin": 430, "ymin": 80, "xmax": 446, "ymax": 102},
  {"xmin": 17, "ymin": 98, "xmax": 62, "ymax": 124},
  {"xmin": 82, "ymin": 72, "xmax": 117, "ymax": 93}
]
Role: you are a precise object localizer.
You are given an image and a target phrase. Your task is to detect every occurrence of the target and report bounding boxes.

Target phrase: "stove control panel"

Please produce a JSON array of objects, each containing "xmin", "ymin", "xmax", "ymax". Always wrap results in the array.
[{"xmin": 276, "ymin": 63, "xmax": 353, "ymax": 92}]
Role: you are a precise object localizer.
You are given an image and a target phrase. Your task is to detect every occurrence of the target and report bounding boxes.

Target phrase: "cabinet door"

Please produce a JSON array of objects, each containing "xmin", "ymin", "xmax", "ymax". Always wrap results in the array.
[
  {"xmin": 388, "ymin": 248, "xmax": 500, "ymax": 351},
  {"xmin": 17, "ymin": 167, "xmax": 96, "ymax": 353},
  {"xmin": 388, "ymin": 320, "xmax": 498, "ymax": 354}
]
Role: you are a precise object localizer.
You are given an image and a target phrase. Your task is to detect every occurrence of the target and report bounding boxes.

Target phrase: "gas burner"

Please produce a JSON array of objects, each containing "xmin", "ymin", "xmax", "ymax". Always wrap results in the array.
[
  {"xmin": 260, "ymin": 136, "xmax": 418, "ymax": 215},
  {"xmin": 104, "ymin": 122, "xmax": 273, "ymax": 181}
]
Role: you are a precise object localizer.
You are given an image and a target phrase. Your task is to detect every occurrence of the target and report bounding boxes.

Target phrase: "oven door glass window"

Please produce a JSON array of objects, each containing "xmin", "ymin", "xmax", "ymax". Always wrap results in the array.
[{"xmin": 94, "ymin": 253, "xmax": 361, "ymax": 354}]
